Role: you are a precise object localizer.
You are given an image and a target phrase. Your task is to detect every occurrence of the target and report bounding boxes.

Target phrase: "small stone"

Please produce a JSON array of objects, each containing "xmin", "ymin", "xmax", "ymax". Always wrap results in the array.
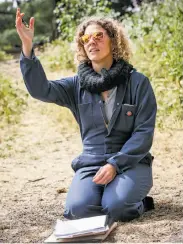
[{"xmin": 57, "ymin": 188, "xmax": 67, "ymax": 194}]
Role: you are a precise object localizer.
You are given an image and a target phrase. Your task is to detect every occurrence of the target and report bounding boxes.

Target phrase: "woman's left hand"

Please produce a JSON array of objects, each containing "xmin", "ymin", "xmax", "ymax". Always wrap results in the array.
[{"xmin": 93, "ymin": 164, "xmax": 117, "ymax": 185}]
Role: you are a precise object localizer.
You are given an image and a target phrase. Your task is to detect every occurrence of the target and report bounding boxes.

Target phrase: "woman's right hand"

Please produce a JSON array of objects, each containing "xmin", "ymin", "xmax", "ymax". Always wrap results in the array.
[{"xmin": 15, "ymin": 8, "xmax": 35, "ymax": 57}]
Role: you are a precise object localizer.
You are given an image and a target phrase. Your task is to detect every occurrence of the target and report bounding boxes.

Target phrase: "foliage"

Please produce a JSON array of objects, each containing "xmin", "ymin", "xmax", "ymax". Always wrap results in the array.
[
  {"xmin": 43, "ymin": 103, "xmax": 79, "ymax": 133},
  {"xmin": 123, "ymin": 0, "xmax": 183, "ymax": 128},
  {"xmin": 40, "ymin": 39, "xmax": 76, "ymax": 72},
  {"xmin": 0, "ymin": 29, "xmax": 21, "ymax": 50},
  {"xmin": 41, "ymin": 0, "xmax": 120, "ymax": 71},
  {"xmin": 54, "ymin": 0, "xmax": 120, "ymax": 42},
  {"xmin": 0, "ymin": 1, "xmax": 18, "ymax": 50},
  {"xmin": 0, "ymin": 0, "xmax": 55, "ymax": 50},
  {"xmin": 0, "ymin": 75, "xmax": 27, "ymax": 125},
  {"xmin": 0, "ymin": 50, "xmax": 12, "ymax": 61},
  {"xmin": 0, "ymin": 1, "xmax": 16, "ymax": 32},
  {"xmin": 20, "ymin": 0, "xmax": 56, "ymax": 42}
]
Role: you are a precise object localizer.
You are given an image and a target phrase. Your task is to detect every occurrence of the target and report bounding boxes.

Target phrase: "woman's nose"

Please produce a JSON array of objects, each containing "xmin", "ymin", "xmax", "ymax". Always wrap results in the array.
[{"xmin": 87, "ymin": 36, "xmax": 97, "ymax": 45}]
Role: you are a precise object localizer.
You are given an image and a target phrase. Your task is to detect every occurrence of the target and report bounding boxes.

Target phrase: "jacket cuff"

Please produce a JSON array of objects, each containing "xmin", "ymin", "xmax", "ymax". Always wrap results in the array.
[
  {"xmin": 20, "ymin": 48, "xmax": 37, "ymax": 63},
  {"xmin": 106, "ymin": 156, "xmax": 134, "ymax": 174},
  {"xmin": 106, "ymin": 158, "xmax": 121, "ymax": 174}
]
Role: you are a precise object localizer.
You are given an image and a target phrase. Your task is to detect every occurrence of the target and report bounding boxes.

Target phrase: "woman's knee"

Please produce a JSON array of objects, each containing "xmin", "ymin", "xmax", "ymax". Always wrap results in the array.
[
  {"xmin": 102, "ymin": 200, "xmax": 144, "ymax": 222},
  {"xmin": 63, "ymin": 200, "xmax": 88, "ymax": 220}
]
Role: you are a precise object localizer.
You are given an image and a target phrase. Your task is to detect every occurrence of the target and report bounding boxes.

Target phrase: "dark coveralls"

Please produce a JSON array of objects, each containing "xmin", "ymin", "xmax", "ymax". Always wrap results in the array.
[{"xmin": 20, "ymin": 51, "xmax": 157, "ymax": 221}]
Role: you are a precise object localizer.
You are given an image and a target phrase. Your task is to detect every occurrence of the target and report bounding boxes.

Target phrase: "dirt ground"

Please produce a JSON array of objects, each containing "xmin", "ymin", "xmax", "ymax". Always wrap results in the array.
[{"xmin": 0, "ymin": 57, "xmax": 183, "ymax": 243}]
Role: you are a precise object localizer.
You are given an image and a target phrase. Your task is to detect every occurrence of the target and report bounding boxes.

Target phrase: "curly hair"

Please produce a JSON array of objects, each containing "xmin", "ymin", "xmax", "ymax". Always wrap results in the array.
[{"xmin": 74, "ymin": 16, "xmax": 132, "ymax": 64}]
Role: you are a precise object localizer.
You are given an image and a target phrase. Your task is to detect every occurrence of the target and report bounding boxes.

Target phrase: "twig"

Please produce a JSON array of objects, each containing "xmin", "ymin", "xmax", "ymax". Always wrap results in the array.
[{"xmin": 28, "ymin": 177, "xmax": 45, "ymax": 183}]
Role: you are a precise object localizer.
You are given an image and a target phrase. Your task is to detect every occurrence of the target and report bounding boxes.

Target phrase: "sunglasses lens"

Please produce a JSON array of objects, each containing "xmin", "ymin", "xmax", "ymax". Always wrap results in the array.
[
  {"xmin": 80, "ymin": 32, "xmax": 104, "ymax": 45},
  {"xmin": 93, "ymin": 32, "xmax": 103, "ymax": 40},
  {"xmin": 81, "ymin": 34, "xmax": 90, "ymax": 44}
]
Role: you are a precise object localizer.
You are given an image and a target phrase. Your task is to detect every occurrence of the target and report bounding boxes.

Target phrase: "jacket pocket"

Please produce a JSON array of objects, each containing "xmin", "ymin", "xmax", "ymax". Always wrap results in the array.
[
  {"xmin": 115, "ymin": 104, "xmax": 137, "ymax": 133},
  {"xmin": 78, "ymin": 102, "xmax": 105, "ymax": 133}
]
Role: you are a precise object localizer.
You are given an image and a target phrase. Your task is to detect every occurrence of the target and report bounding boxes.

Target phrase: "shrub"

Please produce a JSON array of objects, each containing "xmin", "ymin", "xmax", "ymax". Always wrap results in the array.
[
  {"xmin": 0, "ymin": 50, "xmax": 12, "ymax": 61},
  {"xmin": 41, "ymin": 0, "xmax": 120, "ymax": 73},
  {"xmin": 54, "ymin": 0, "xmax": 119, "ymax": 42},
  {"xmin": 123, "ymin": 0, "xmax": 183, "ymax": 128},
  {"xmin": 40, "ymin": 39, "xmax": 76, "ymax": 72},
  {"xmin": 0, "ymin": 75, "xmax": 27, "ymax": 125},
  {"xmin": 0, "ymin": 29, "xmax": 21, "ymax": 51}
]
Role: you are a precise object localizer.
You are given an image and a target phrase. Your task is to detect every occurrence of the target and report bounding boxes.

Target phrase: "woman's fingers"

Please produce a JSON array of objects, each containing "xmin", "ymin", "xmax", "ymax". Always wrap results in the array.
[
  {"xmin": 94, "ymin": 173, "xmax": 110, "ymax": 184},
  {"xmin": 20, "ymin": 13, "xmax": 25, "ymax": 21},
  {"xmin": 16, "ymin": 8, "xmax": 22, "ymax": 23},
  {"xmin": 29, "ymin": 17, "xmax": 34, "ymax": 30},
  {"xmin": 16, "ymin": 16, "xmax": 22, "ymax": 29},
  {"xmin": 93, "ymin": 169, "xmax": 106, "ymax": 182},
  {"xmin": 93, "ymin": 164, "xmax": 116, "ymax": 184},
  {"xmin": 16, "ymin": 8, "xmax": 19, "ymax": 25},
  {"xmin": 16, "ymin": 8, "xmax": 19, "ymax": 20},
  {"xmin": 16, "ymin": 8, "xmax": 23, "ymax": 27},
  {"xmin": 16, "ymin": 8, "xmax": 28, "ymax": 28},
  {"xmin": 93, "ymin": 167, "xmax": 103, "ymax": 179},
  {"xmin": 95, "ymin": 176, "xmax": 109, "ymax": 185}
]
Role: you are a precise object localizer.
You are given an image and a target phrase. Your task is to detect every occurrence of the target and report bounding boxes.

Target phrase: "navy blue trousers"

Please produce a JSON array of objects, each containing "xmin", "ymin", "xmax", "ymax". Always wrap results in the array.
[{"xmin": 63, "ymin": 163, "xmax": 152, "ymax": 221}]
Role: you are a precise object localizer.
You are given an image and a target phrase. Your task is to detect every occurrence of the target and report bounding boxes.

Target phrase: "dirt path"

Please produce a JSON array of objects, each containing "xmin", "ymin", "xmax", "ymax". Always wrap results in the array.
[{"xmin": 0, "ymin": 58, "xmax": 183, "ymax": 243}]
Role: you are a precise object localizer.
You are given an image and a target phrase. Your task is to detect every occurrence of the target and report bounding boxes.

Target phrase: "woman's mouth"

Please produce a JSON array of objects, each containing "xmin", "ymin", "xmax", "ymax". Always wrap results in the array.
[{"xmin": 89, "ymin": 48, "xmax": 100, "ymax": 53}]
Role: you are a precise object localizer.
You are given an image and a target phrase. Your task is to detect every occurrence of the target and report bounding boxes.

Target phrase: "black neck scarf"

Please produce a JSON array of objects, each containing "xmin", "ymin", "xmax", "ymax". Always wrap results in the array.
[{"xmin": 77, "ymin": 59, "xmax": 133, "ymax": 94}]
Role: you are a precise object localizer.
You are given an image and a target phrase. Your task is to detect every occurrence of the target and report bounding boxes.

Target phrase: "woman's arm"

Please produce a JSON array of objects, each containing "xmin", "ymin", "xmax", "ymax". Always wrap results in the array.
[
  {"xmin": 20, "ymin": 51, "xmax": 77, "ymax": 111},
  {"xmin": 106, "ymin": 76, "xmax": 157, "ymax": 173},
  {"xmin": 16, "ymin": 8, "xmax": 77, "ymax": 111}
]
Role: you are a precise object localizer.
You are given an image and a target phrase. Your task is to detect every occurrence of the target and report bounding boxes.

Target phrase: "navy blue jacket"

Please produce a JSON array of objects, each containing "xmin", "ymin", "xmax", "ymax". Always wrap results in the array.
[{"xmin": 20, "ymin": 52, "xmax": 157, "ymax": 174}]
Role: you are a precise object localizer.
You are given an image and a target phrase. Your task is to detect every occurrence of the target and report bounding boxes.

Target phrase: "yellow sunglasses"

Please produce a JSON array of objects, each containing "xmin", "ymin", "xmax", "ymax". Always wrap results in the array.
[{"xmin": 80, "ymin": 31, "xmax": 104, "ymax": 45}]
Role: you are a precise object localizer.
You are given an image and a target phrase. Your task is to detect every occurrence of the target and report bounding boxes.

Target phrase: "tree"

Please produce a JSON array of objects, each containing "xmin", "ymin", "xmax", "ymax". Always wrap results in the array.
[
  {"xmin": 0, "ymin": 1, "xmax": 16, "ymax": 32},
  {"xmin": 0, "ymin": 0, "xmax": 57, "ymax": 50},
  {"xmin": 54, "ymin": 0, "xmax": 119, "ymax": 42}
]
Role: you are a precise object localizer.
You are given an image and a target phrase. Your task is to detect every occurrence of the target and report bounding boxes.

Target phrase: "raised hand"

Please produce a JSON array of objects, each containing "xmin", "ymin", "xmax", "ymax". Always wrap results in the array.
[{"xmin": 15, "ymin": 8, "xmax": 35, "ymax": 57}]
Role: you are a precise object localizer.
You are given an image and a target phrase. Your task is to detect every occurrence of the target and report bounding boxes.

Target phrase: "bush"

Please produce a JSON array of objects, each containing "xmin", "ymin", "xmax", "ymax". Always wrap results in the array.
[
  {"xmin": 54, "ymin": 0, "xmax": 119, "ymax": 42},
  {"xmin": 40, "ymin": 39, "xmax": 76, "ymax": 72},
  {"xmin": 43, "ymin": 103, "xmax": 79, "ymax": 132},
  {"xmin": 0, "ymin": 75, "xmax": 27, "ymax": 125},
  {"xmin": 123, "ymin": 0, "xmax": 183, "ymax": 128},
  {"xmin": 20, "ymin": 0, "xmax": 55, "ymax": 41},
  {"xmin": 0, "ymin": 50, "xmax": 12, "ymax": 61},
  {"xmin": 41, "ymin": 0, "xmax": 120, "ymax": 73},
  {"xmin": 0, "ymin": 29, "xmax": 21, "ymax": 51}
]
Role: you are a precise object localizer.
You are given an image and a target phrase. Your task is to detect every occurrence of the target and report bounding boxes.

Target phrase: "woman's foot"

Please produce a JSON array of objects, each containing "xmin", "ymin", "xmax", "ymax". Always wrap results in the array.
[{"xmin": 143, "ymin": 196, "xmax": 155, "ymax": 212}]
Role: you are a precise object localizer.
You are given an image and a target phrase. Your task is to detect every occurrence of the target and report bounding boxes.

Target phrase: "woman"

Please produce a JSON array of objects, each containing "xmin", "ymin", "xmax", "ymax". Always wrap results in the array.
[{"xmin": 16, "ymin": 8, "xmax": 157, "ymax": 222}]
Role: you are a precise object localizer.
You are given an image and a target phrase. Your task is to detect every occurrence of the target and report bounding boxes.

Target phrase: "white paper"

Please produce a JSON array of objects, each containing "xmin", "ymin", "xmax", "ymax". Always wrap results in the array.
[
  {"xmin": 54, "ymin": 215, "xmax": 108, "ymax": 238},
  {"xmin": 44, "ymin": 222, "xmax": 118, "ymax": 243}
]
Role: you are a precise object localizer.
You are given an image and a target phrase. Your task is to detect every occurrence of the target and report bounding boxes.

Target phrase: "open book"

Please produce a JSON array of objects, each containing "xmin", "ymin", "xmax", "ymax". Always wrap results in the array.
[{"xmin": 44, "ymin": 215, "xmax": 117, "ymax": 243}]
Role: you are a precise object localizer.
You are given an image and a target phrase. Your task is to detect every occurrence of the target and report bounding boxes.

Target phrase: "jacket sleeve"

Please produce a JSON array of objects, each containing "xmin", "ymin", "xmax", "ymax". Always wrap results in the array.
[
  {"xmin": 20, "ymin": 50, "xmax": 77, "ymax": 112},
  {"xmin": 106, "ymin": 76, "xmax": 157, "ymax": 173}
]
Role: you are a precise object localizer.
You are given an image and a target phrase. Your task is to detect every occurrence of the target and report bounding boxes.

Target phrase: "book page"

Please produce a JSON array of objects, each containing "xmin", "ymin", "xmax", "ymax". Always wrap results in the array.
[
  {"xmin": 54, "ymin": 215, "xmax": 108, "ymax": 237},
  {"xmin": 44, "ymin": 222, "xmax": 117, "ymax": 243}
]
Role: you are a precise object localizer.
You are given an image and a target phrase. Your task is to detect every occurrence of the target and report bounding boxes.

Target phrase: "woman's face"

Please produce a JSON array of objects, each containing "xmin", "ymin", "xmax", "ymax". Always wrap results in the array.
[{"xmin": 82, "ymin": 24, "xmax": 113, "ymax": 63}]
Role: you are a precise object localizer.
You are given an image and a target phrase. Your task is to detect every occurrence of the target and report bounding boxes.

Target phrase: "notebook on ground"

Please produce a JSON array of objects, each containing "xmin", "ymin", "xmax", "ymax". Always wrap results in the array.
[
  {"xmin": 44, "ymin": 221, "xmax": 117, "ymax": 243},
  {"xmin": 54, "ymin": 215, "xmax": 108, "ymax": 238}
]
